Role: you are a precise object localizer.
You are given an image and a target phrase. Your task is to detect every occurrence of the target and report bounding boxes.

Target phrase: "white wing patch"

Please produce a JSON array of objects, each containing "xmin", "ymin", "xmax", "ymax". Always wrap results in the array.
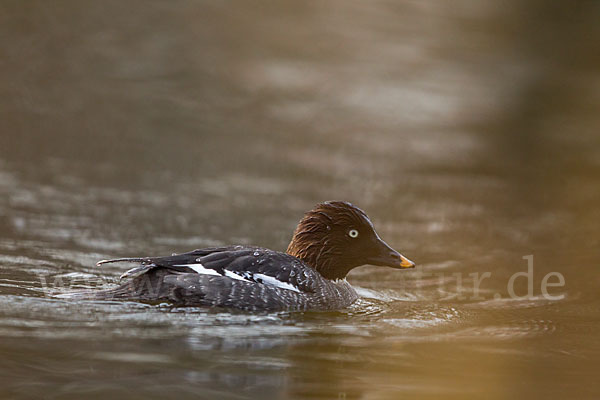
[
  {"xmin": 253, "ymin": 273, "xmax": 301, "ymax": 293},
  {"xmin": 175, "ymin": 263, "xmax": 221, "ymax": 276},
  {"xmin": 224, "ymin": 269, "xmax": 251, "ymax": 282},
  {"xmin": 174, "ymin": 263, "xmax": 300, "ymax": 292}
]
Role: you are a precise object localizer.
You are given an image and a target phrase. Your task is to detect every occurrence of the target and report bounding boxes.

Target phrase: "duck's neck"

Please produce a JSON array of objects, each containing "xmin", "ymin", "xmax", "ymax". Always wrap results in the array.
[{"xmin": 286, "ymin": 239, "xmax": 352, "ymax": 280}]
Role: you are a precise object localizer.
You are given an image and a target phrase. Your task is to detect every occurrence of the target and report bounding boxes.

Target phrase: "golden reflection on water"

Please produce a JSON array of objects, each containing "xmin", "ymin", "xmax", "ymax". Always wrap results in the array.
[{"xmin": 0, "ymin": 1, "xmax": 599, "ymax": 399}]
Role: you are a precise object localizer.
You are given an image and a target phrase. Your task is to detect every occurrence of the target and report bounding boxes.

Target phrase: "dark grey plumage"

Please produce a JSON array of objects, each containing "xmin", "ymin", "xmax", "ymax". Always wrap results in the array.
[{"xmin": 79, "ymin": 246, "xmax": 358, "ymax": 311}]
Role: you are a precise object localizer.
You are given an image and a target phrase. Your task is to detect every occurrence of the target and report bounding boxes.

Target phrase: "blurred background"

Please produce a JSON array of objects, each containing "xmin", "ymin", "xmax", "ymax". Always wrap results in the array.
[{"xmin": 0, "ymin": 1, "xmax": 599, "ymax": 399}]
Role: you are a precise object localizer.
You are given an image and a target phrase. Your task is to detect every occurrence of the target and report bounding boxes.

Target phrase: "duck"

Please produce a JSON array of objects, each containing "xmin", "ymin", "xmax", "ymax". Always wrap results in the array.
[{"xmin": 75, "ymin": 201, "xmax": 415, "ymax": 311}]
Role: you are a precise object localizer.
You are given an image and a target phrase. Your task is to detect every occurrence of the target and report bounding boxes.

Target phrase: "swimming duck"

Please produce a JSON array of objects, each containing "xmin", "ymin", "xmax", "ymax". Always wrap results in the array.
[{"xmin": 79, "ymin": 201, "xmax": 415, "ymax": 311}]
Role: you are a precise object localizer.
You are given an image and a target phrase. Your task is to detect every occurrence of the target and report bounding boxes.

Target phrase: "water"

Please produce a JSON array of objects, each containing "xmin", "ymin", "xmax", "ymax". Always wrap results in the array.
[{"xmin": 1, "ymin": 1, "xmax": 599, "ymax": 399}]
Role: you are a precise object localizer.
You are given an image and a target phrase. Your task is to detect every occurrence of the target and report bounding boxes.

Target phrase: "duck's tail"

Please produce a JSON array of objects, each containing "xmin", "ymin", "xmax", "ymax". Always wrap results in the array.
[
  {"xmin": 96, "ymin": 257, "xmax": 147, "ymax": 266},
  {"xmin": 54, "ymin": 267, "xmax": 170, "ymax": 302}
]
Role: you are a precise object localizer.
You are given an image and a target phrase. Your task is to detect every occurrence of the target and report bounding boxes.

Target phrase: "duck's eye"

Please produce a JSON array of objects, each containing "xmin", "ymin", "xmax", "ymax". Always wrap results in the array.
[{"xmin": 348, "ymin": 229, "xmax": 359, "ymax": 238}]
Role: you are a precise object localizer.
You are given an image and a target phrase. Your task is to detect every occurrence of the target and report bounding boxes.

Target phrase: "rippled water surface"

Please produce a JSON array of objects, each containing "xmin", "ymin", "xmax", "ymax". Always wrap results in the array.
[{"xmin": 1, "ymin": 1, "xmax": 599, "ymax": 399}]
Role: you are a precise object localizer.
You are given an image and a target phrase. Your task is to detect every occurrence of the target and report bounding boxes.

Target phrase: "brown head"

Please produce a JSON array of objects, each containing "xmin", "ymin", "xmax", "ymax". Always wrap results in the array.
[{"xmin": 286, "ymin": 201, "xmax": 415, "ymax": 280}]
